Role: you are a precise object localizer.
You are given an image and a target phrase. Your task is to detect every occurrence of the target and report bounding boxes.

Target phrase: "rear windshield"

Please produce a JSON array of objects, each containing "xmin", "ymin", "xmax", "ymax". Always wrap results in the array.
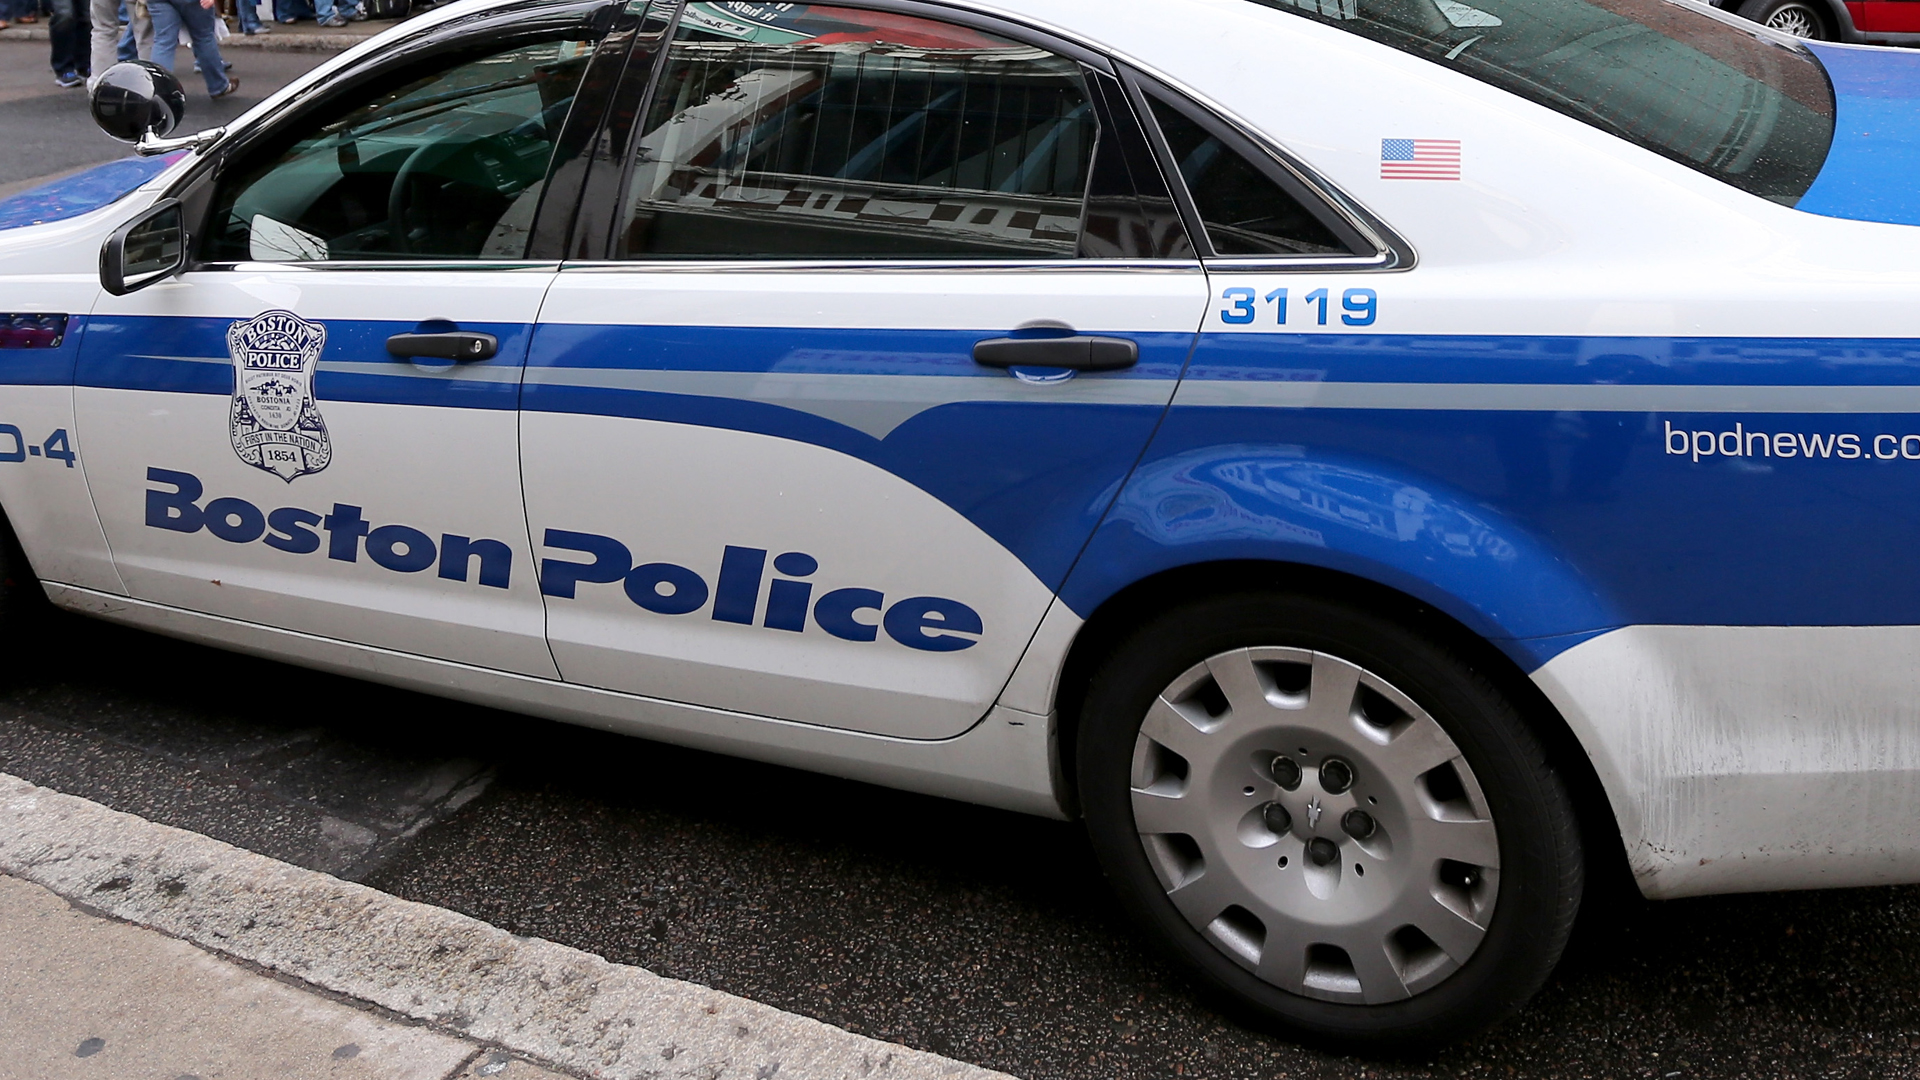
[{"xmin": 1249, "ymin": 0, "xmax": 1835, "ymax": 203}]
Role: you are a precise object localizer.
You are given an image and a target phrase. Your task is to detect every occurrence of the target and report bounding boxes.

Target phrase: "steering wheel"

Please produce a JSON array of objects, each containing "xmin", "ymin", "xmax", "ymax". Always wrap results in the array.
[{"xmin": 386, "ymin": 140, "xmax": 439, "ymax": 256}]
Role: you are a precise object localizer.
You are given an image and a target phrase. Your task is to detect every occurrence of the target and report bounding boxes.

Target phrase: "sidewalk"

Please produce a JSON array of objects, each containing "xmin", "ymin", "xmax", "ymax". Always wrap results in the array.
[
  {"xmin": 0, "ymin": 773, "xmax": 1019, "ymax": 1080},
  {"xmin": 0, "ymin": 14, "xmax": 388, "ymax": 51},
  {"xmin": 1, "ymin": 874, "xmax": 562, "ymax": 1080}
]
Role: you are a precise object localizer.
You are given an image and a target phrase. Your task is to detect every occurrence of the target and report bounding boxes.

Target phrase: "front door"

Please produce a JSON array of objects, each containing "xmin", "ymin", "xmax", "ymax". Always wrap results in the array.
[
  {"xmin": 75, "ymin": 25, "xmax": 608, "ymax": 676},
  {"xmin": 522, "ymin": 1, "xmax": 1208, "ymax": 738}
]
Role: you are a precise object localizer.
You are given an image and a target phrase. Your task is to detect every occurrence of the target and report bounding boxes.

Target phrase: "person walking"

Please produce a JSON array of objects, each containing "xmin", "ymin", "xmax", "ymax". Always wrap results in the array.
[
  {"xmin": 233, "ymin": 0, "xmax": 265, "ymax": 34},
  {"xmin": 89, "ymin": 0, "xmax": 152, "ymax": 89},
  {"xmin": 147, "ymin": 0, "xmax": 235, "ymax": 99},
  {"xmin": 48, "ymin": 0, "xmax": 90, "ymax": 88}
]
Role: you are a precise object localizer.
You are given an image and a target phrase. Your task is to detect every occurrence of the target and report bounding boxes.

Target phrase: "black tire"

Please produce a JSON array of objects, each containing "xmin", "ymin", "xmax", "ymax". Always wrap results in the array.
[
  {"xmin": 1077, "ymin": 592, "xmax": 1583, "ymax": 1051},
  {"xmin": 0, "ymin": 508, "xmax": 55, "ymax": 658},
  {"xmin": 1736, "ymin": 0, "xmax": 1833, "ymax": 39}
]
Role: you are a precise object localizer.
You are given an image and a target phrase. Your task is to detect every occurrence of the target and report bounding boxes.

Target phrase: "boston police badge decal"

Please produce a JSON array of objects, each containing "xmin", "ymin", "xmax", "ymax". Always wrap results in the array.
[{"xmin": 227, "ymin": 310, "xmax": 332, "ymax": 482}]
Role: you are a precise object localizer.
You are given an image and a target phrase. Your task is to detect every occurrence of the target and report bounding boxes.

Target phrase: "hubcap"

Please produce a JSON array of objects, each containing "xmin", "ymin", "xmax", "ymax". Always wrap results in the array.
[
  {"xmin": 1130, "ymin": 647, "xmax": 1501, "ymax": 1003},
  {"xmin": 1766, "ymin": 5, "xmax": 1819, "ymax": 37}
]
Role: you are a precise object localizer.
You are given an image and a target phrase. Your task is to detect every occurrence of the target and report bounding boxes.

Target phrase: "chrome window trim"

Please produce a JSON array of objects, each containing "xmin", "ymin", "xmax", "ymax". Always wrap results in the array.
[
  {"xmin": 1203, "ymin": 252, "xmax": 1397, "ymax": 273},
  {"xmin": 556, "ymin": 258, "xmax": 1204, "ymax": 274},
  {"xmin": 190, "ymin": 261, "xmax": 563, "ymax": 272}
]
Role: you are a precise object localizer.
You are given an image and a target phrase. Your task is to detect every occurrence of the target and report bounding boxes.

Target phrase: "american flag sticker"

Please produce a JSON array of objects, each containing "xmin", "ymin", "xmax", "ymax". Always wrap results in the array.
[{"xmin": 1381, "ymin": 138, "xmax": 1462, "ymax": 180}]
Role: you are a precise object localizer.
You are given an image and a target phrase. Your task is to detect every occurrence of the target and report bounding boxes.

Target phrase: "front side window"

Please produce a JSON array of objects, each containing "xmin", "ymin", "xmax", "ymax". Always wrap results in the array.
[
  {"xmin": 618, "ymin": 3, "xmax": 1098, "ymax": 260},
  {"xmin": 204, "ymin": 37, "xmax": 595, "ymax": 262},
  {"xmin": 1251, "ymin": 0, "xmax": 1835, "ymax": 202}
]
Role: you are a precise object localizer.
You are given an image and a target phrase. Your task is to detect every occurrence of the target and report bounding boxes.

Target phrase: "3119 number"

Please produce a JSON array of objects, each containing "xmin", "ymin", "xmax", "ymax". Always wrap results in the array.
[{"xmin": 1220, "ymin": 286, "xmax": 1378, "ymax": 327}]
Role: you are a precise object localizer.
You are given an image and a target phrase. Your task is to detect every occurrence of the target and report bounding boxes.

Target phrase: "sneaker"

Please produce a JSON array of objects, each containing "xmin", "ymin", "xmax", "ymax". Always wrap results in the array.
[
  {"xmin": 317, "ymin": 14, "xmax": 347, "ymax": 26},
  {"xmin": 210, "ymin": 76, "xmax": 239, "ymax": 99},
  {"xmin": 54, "ymin": 71, "xmax": 83, "ymax": 89},
  {"xmin": 346, "ymin": 7, "xmax": 368, "ymax": 18},
  {"xmin": 245, "ymin": 21, "xmax": 269, "ymax": 32},
  {"xmin": 278, "ymin": 15, "xmax": 297, "ymax": 22}
]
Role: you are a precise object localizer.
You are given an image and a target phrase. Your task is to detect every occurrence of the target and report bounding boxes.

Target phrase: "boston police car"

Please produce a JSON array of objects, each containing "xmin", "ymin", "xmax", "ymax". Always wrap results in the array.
[{"xmin": 1, "ymin": 0, "xmax": 1916, "ymax": 1049}]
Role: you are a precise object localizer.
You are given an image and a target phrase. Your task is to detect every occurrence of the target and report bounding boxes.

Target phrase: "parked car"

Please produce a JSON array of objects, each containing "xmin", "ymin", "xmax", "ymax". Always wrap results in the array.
[
  {"xmin": 4, "ymin": 0, "xmax": 1920, "ymax": 1051},
  {"xmin": 1711, "ymin": 0, "xmax": 1920, "ymax": 43}
]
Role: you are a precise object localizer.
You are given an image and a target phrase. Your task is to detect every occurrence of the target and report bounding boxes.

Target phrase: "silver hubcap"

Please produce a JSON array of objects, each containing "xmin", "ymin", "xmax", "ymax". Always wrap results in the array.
[
  {"xmin": 1766, "ymin": 6, "xmax": 1819, "ymax": 37},
  {"xmin": 1130, "ymin": 647, "xmax": 1500, "ymax": 1004}
]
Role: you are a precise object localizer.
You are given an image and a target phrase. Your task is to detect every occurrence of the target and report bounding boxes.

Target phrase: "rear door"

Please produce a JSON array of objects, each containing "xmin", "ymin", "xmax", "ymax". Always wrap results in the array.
[
  {"xmin": 521, "ymin": 0, "xmax": 1207, "ymax": 737},
  {"xmin": 74, "ymin": 2, "xmax": 625, "ymax": 675}
]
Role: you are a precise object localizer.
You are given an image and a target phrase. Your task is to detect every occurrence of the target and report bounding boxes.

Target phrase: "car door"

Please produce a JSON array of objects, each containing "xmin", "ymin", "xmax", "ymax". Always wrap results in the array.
[
  {"xmin": 521, "ymin": 0, "xmax": 1208, "ymax": 738},
  {"xmin": 74, "ymin": 2, "xmax": 625, "ymax": 676},
  {"xmin": 1857, "ymin": 0, "xmax": 1920, "ymax": 30}
]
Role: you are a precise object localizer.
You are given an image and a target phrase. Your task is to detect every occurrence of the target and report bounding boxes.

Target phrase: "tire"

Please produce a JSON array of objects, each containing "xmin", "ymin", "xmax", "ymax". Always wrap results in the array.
[
  {"xmin": 1077, "ymin": 592, "xmax": 1583, "ymax": 1051},
  {"xmin": 1737, "ymin": 0, "xmax": 1832, "ymax": 39},
  {"xmin": 0, "ymin": 510, "xmax": 48, "ymax": 649}
]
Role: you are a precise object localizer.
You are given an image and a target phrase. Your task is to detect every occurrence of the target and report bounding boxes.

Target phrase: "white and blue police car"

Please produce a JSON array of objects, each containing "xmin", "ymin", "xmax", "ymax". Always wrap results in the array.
[{"xmin": 0, "ymin": 0, "xmax": 1916, "ymax": 1048}]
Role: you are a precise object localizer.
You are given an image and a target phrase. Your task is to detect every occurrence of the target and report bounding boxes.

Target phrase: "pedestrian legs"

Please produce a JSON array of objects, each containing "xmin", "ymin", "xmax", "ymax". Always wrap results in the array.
[
  {"xmin": 147, "ymin": 0, "xmax": 231, "ymax": 97},
  {"xmin": 310, "ymin": 0, "xmax": 357, "ymax": 28},
  {"xmin": 48, "ymin": 0, "xmax": 91, "ymax": 85}
]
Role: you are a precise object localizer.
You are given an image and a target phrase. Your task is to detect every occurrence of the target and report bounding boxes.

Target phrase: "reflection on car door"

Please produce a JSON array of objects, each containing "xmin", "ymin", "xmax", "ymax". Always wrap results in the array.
[
  {"xmin": 521, "ymin": 1, "xmax": 1208, "ymax": 739},
  {"xmin": 74, "ymin": 21, "xmax": 616, "ymax": 676}
]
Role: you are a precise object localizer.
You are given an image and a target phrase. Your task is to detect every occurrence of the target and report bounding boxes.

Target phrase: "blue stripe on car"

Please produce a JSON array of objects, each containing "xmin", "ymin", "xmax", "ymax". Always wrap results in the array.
[{"xmin": 67, "ymin": 318, "xmax": 1920, "ymax": 660}]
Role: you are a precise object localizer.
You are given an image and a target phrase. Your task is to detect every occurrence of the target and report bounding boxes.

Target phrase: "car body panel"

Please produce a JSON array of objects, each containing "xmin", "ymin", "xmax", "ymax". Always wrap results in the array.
[
  {"xmin": 76, "ymin": 272, "xmax": 561, "ymax": 677},
  {"xmin": 525, "ymin": 267, "xmax": 1206, "ymax": 738},
  {"xmin": 1798, "ymin": 43, "xmax": 1920, "ymax": 226}
]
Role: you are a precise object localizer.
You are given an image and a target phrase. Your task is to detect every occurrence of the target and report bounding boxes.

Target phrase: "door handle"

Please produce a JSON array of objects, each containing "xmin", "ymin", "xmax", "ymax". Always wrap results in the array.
[
  {"xmin": 386, "ymin": 331, "xmax": 498, "ymax": 363},
  {"xmin": 972, "ymin": 335, "xmax": 1138, "ymax": 372}
]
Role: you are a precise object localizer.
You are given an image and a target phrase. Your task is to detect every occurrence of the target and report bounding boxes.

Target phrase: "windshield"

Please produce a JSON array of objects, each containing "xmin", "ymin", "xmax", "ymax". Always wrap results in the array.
[{"xmin": 1250, "ymin": 0, "xmax": 1835, "ymax": 203}]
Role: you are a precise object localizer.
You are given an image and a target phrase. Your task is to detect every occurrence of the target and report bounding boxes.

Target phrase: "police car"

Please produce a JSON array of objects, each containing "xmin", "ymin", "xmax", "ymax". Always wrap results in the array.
[{"xmin": 0, "ymin": 0, "xmax": 1916, "ymax": 1050}]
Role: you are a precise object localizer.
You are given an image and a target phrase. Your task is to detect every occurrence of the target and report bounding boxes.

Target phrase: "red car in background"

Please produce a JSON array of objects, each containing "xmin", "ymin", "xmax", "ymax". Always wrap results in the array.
[{"xmin": 1717, "ymin": 0, "xmax": 1920, "ymax": 42}]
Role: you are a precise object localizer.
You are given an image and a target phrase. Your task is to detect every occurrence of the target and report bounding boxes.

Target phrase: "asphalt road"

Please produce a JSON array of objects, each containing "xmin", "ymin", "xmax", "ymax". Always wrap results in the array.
[
  {"xmin": 2, "ymin": 38, "xmax": 1917, "ymax": 1077},
  {"xmin": 0, "ymin": 40, "xmax": 322, "ymax": 198},
  {"xmin": 1, "ymin": 608, "xmax": 1916, "ymax": 1080}
]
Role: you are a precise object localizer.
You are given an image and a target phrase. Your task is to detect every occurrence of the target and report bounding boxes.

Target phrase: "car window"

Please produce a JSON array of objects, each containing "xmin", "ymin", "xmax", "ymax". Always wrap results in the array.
[
  {"xmin": 203, "ymin": 38, "xmax": 595, "ymax": 262},
  {"xmin": 617, "ymin": 3, "xmax": 1098, "ymax": 260},
  {"xmin": 1144, "ymin": 93, "xmax": 1351, "ymax": 257},
  {"xmin": 1247, "ymin": 0, "xmax": 1835, "ymax": 203}
]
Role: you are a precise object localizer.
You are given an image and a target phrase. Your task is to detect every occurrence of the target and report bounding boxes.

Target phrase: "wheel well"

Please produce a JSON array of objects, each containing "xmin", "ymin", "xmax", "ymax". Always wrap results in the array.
[{"xmin": 1049, "ymin": 559, "xmax": 1634, "ymax": 896}]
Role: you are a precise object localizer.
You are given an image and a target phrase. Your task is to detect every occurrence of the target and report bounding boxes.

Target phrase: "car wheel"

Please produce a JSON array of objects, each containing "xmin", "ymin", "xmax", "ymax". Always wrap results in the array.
[
  {"xmin": 1737, "ymin": 0, "xmax": 1831, "ymax": 39},
  {"xmin": 1077, "ymin": 592, "xmax": 1583, "ymax": 1049}
]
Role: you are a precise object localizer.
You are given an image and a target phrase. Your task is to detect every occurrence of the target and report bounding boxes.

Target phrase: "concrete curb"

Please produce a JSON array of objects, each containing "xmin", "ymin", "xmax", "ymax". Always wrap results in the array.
[
  {"xmin": 0, "ymin": 24, "xmax": 370, "ymax": 50},
  {"xmin": 0, "ymin": 773, "xmax": 1018, "ymax": 1080}
]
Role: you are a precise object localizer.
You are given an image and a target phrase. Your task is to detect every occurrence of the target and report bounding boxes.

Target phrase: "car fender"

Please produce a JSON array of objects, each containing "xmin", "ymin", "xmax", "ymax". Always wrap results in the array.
[{"xmin": 1058, "ymin": 439, "xmax": 1619, "ymax": 669}]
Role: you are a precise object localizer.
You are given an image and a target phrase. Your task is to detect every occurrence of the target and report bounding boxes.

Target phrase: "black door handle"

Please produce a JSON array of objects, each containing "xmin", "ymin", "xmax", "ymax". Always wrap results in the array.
[
  {"xmin": 973, "ymin": 335, "xmax": 1138, "ymax": 372},
  {"xmin": 386, "ymin": 331, "xmax": 498, "ymax": 362}
]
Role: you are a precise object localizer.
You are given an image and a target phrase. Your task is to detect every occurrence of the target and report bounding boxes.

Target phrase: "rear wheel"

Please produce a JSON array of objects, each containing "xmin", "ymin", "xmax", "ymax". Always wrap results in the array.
[
  {"xmin": 1077, "ymin": 592, "xmax": 1583, "ymax": 1050},
  {"xmin": 1737, "ymin": 0, "xmax": 1832, "ymax": 39}
]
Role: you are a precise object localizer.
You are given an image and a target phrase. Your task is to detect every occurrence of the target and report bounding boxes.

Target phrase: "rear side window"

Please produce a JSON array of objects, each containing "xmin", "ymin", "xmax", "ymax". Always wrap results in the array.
[
  {"xmin": 1249, "ymin": 0, "xmax": 1835, "ymax": 203},
  {"xmin": 618, "ymin": 4, "xmax": 1099, "ymax": 260},
  {"xmin": 1145, "ymin": 94, "xmax": 1350, "ymax": 256}
]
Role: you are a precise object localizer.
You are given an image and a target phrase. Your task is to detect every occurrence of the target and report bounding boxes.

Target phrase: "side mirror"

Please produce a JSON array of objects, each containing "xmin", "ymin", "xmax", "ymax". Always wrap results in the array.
[
  {"xmin": 101, "ymin": 198, "xmax": 187, "ymax": 295},
  {"xmin": 90, "ymin": 61, "xmax": 187, "ymax": 143}
]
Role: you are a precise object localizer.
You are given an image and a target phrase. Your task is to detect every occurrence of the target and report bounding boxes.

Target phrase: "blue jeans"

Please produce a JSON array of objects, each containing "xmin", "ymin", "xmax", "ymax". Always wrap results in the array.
[
  {"xmin": 235, "ymin": 0, "xmax": 258, "ymax": 31},
  {"xmin": 311, "ymin": 0, "xmax": 356, "ymax": 22},
  {"xmin": 115, "ymin": 0, "xmax": 134, "ymax": 60},
  {"xmin": 48, "ymin": 0, "xmax": 89, "ymax": 76},
  {"xmin": 147, "ymin": 0, "xmax": 228, "ymax": 95}
]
